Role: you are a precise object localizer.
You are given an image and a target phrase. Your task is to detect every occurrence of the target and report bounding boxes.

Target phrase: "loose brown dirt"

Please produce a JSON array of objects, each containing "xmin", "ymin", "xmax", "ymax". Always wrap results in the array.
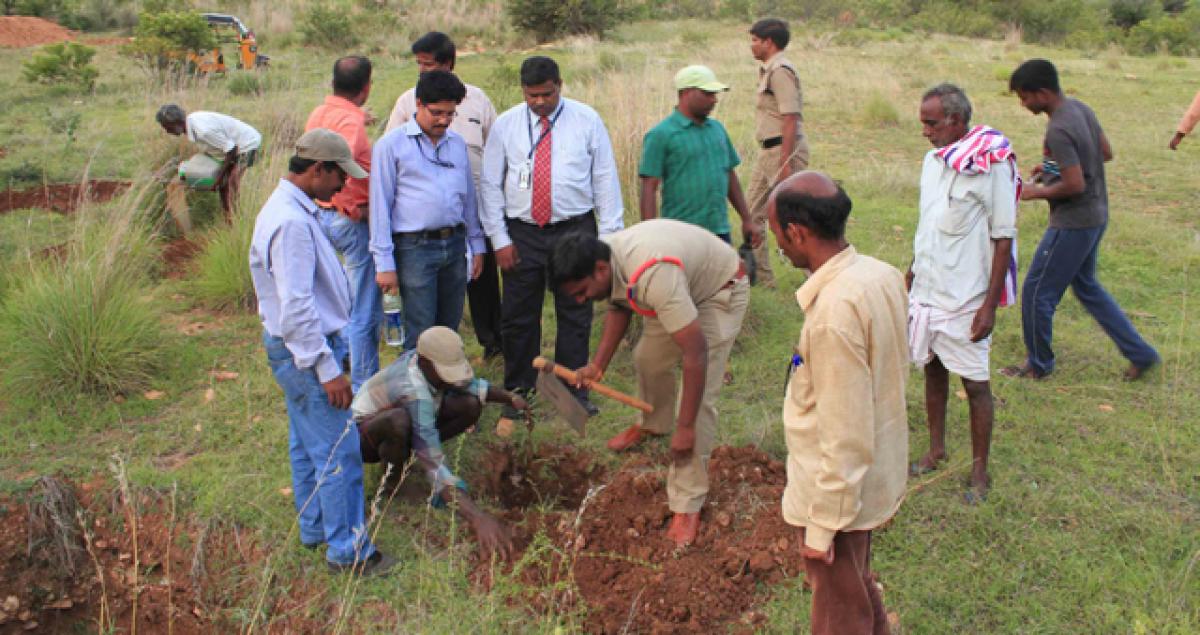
[
  {"xmin": 476, "ymin": 444, "xmax": 803, "ymax": 634},
  {"xmin": 0, "ymin": 17, "xmax": 75, "ymax": 48},
  {"xmin": 162, "ymin": 237, "xmax": 201, "ymax": 279},
  {"xmin": 0, "ymin": 181, "xmax": 129, "ymax": 214}
]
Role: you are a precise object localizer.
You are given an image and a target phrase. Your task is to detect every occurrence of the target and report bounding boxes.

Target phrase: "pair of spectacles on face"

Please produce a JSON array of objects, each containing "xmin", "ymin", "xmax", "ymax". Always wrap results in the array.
[{"xmin": 421, "ymin": 104, "xmax": 458, "ymax": 121}]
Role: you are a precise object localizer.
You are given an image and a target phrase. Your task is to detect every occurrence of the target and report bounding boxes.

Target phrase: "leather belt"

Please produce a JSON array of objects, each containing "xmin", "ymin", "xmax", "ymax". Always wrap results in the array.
[
  {"xmin": 760, "ymin": 136, "xmax": 783, "ymax": 149},
  {"xmin": 394, "ymin": 224, "xmax": 464, "ymax": 240}
]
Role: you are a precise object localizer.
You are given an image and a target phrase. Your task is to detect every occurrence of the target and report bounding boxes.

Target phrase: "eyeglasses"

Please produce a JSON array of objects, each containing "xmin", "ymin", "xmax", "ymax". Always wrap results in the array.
[{"xmin": 422, "ymin": 105, "xmax": 458, "ymax": 121}]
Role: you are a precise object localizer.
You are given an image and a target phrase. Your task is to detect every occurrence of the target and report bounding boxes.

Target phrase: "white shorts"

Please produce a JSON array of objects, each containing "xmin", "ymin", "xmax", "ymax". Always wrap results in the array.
[{"xmin": 908, "ymin": 303, "xmax": 990, "ymax": 382}]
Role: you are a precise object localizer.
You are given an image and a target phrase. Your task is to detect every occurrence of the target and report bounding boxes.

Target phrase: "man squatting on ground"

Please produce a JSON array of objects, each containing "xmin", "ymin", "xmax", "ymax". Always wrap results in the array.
[
  {"xmin": 746, "ymin": 18, "xmax": 809, "ymax": 288},
  {"xmin": 550, "ymin": 219, "xmax": 750, "ymax": 546},
  {"xmin": 1003, "ymin": 59, "xmax": 1160, "ymax": 380},
  {"xmin": 908, "ymin": 83, "xmax": 1019, "ymax": 500},
  {"xmin": 304, "ymin": 55, "xmax": 380, "ymax": 393},
  {"xmin": 638, "ymin": 64, "xmax": 761, "ymax": 248},
  {"xmin": 386, "ymin": 31, "xmax": 503, "ymax": 360},
  {"xmin": 350, "ymin": 326, "xmax": 527, "ymax": 558},
  {"xmin": 370, "ymin": 70, "xmax": 486, "ymax": 351},
  {"xmin": 480, "ymin": 56, "xmax": 624, "ymax": 417},
  {"xmin": 768, "ymin": 172, "xmax": 907, "ymax": 635},
  {"xmin": 249, "ymin": 129, "xmax": 397, "ymax": 575},
  {"xmin": 157, "ymin": 104, "xmax": 262, "ymax": 220}
]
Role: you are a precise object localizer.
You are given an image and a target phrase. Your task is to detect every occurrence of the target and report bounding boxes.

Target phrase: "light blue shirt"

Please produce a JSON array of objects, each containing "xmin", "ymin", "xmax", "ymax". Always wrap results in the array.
[
  {"xmin": 369, "ymin": 119, "xmax": 485, "ymax": 273},
  {"xmin": 480, "ymin": 98, "xmax": 624, "ymax": 251},
  {"xmin": 249, "ymin": 179, "xmax": 350, "ymax": 383}
]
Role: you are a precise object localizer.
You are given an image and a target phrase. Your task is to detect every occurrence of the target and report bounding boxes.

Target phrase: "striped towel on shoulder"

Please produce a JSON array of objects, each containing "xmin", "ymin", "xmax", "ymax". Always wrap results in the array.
[{"xmin": 934, "ymin": 125, "xmax": 1022, "ymax": 308}]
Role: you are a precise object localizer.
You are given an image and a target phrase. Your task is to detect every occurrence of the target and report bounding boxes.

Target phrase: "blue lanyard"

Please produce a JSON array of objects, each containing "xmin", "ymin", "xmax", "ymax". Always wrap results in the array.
[{"xmin": 526, "ymin": 101, "xmax": 564, "ymax": 161}]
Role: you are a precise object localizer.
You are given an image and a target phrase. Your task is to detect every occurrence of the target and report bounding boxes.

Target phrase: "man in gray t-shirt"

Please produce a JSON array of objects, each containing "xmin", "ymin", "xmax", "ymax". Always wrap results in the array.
[{"xmin": 1001, "ymin": 59, "xmax": 1159, "ymax": 381}]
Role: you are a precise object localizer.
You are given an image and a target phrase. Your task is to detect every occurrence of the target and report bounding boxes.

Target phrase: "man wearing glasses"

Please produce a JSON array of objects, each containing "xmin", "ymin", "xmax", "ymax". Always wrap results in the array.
[{"xmin": 370, "ymin": 70, "xmax": 486, "ymax": 350}]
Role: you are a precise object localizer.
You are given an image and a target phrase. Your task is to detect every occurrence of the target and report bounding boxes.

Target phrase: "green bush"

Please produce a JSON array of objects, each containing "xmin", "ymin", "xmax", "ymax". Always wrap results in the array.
[
  {"xmin": 225, "ymin": 71, "xmax": 282, "ymax": 97},
  {"xmin": 508, "ymin": 0, "xmax": 626, "ymax": 41},
  {"xmin": 191, "ymin": 209, "xmax": 255, "ymax": 312},
  {"xmin": 0, "ymin": 197, "xmax": 168, "ymax": 397},
  {"xmin": 299, "ymin": 2, "xmax": 358, "ymax": 49},
  {"xmin": 121, "ymin": 10, "xmax": 217, "ymax": 67},
  {"xmin": 1110, "ymin": 0, "xmax": 1161, "ymax": 29},
  {"xmin": 22, "ymin": 43, "xmax": 98, "ymax": 91},
  {"xmin": 1125, "ymin": 8, "xmax": 1200, "ymax": 53}
]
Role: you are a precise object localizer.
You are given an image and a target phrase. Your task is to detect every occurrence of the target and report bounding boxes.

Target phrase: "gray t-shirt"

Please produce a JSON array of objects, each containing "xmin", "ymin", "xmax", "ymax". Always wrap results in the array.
[{"xmin": 1043, "ymin": 98, "xmax": 1108, "ymax": 229}]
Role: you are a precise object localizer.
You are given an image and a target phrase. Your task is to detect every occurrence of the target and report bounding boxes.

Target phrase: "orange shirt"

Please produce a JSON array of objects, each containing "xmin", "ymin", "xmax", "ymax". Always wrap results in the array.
[{"xmin": 305, "ymin": 95, "xmax": 371, "ymax": 219}]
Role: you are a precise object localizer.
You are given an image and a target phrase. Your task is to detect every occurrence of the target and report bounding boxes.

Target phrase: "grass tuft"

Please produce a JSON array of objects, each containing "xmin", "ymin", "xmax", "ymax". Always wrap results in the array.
[
  {"xmin": 190, "ymin": 207, "xmax": 256, "ymax": 312},
  {"xmin": 861, "ymin": 91, "xmax": 901, "ymax": 127}
]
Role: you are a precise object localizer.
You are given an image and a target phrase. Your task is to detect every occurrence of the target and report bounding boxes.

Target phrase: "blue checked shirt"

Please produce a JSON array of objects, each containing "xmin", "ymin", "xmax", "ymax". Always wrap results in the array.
[{"xmin": 350, "ymin": 350, "xmax": 489, "ymax": 492}]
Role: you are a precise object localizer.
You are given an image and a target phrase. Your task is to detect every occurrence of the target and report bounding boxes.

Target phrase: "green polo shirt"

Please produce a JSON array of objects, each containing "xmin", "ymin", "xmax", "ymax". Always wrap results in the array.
[{"xmin": 639, "ymin": 109, "xmax": 741, "ymax": 236}]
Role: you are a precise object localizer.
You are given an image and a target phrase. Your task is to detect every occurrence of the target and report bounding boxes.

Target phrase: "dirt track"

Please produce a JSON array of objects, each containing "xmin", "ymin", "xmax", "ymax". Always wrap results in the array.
[{"xmin": 0, "ymin": 17, "xmax": 74, "ymax": 48}]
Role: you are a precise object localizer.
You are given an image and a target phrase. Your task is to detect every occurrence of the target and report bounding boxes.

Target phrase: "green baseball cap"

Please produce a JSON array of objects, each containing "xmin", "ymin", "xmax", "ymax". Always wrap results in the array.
[
  {"xmin": 674, "ymin": 65, "xmax": 729, "ymax": 93},
  {"xmin": 295, "ymin": 128, "xmax": 368, "ymax": 179}
]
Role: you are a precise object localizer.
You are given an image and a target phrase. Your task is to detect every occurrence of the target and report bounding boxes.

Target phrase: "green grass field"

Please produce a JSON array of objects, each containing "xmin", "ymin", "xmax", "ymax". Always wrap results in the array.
[{"xmin": 0, "ymin": 17, "xmax": 1197, "ymax": 634}]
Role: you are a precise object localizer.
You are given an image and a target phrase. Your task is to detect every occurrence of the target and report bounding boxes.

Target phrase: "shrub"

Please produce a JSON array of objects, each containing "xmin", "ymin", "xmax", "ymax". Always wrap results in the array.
[
  {"xmin": 0, "ymin": 191, "xmax": 168, "ymax": 397},
  {"xmin": 1110, "ymin": 0, "xmax": 1160, "ymax": 30},
  {"xmin": 508, "ymin": 0, "xmax": 626, "ymax": 42},
  {"xmin": 22, "ymin": 43, "xmax": 98, "ymax": 91},
  {"xmin": 1125, "ymin": 8, "xmax": 1200, "ymax": 54},
  {"xmin": 121, "ymin": 10, "xmax": 217, "ymax": 68},
  {"xmin": 191, "ymin": 208, "xmax": 255, "ymax": 311},
  {"xmin": 298, "ymin": 2, "xmax": 358, "ymax": 49}
]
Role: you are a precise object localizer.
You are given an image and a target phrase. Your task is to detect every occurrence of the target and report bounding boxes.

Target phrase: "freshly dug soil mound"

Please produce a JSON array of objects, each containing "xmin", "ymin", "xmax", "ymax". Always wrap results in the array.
[
  {"xmin": 0, "ymin": 16, "xmax": 75, "ymax": 48},
  {"xmin": 477, "ymin": 444, "xmax": 803, "ymax": 634},
  {"xmin": 0, "ymin": 180, "xmax": 129, "ymax": 214},
  {"xmin": 481, "ymin": 442, "xmax": 607, "ymax": 510}
]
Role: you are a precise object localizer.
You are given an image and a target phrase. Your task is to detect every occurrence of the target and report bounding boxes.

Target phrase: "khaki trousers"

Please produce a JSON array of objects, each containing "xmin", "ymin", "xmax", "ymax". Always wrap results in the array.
[
  {"xmin": 747, "ymin": 139, "xmax": 810, "ymax": 285},
  {"xmin": 632, "ymin": 278, "xmax": 749, "ymax": 513}
]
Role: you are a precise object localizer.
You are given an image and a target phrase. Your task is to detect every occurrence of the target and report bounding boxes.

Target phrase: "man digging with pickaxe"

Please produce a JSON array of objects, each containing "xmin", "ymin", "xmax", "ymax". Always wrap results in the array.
[{"xmin": 549, "ymin": 220, "xmax": 750, "ymax": 546}]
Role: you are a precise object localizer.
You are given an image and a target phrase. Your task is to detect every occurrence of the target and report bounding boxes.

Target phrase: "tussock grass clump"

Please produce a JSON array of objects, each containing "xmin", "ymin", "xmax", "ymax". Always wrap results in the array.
[
  {"xmin": 861, "ymin": 92, "xmax": 901, "ymax": 127},
  {"xmin": 0, "ymin": 185, "xmax": 168, "ymax": 397},
  {"xmin": 191, "ymin": 207, "xmax": 256, "ymax": 312}
]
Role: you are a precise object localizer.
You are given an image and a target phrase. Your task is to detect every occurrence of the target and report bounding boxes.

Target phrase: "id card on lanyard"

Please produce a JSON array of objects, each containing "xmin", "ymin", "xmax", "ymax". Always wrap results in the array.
[{"xmin": 518, "ymin": 103, "xmax": 563, "ymax": 191}]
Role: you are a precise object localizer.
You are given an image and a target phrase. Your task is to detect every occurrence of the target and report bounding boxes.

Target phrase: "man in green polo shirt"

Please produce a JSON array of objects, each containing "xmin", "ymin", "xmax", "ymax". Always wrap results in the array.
[{"xmin": 639, "ymin": 65, "xmax": 760, "ymax": 247}]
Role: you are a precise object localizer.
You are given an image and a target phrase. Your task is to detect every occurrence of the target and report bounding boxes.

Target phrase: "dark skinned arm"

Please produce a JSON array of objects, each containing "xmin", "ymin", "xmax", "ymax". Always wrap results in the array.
[
  {"xmin": 778, "ymin": 114, "xmax": 799, "ymax": 181},
  {"xmin": 727, "ymin": 170, "xmax": 761, "ymax": 247},
  {"xmin": 575, "ymin": 305, "xmax": 633, "ymax": 384},
  {"xmin": 640, "ymin": 176, "xmax": 660, "ymax": 221},
  {"xmin": 440, "ymin": 487, "xmax": 513, "ymax": 560},
  {"xmin": 485, "ymin": 385, "xmax": 529, "ymax": 411},
  {"xmin": 1099, "ymin": 132, "xmax": 1114, "ymax": 162},
  {"xmin": 668, "ymin": 320, "xmax": 707, "ymax": 464},
  {"xmin": 970, "ymin": 237, "xmax": 1014, "ymax": 342},
  {"xmin": 1021, "ymin": 164, "xmax": 1085, "ymax": 201}
]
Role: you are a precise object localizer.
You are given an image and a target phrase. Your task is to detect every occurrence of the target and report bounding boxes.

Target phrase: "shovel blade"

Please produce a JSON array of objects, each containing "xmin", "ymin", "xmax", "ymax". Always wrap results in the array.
[{"xmin": 536, "ymin": 370, "xmax": 588, "ymax": 435}]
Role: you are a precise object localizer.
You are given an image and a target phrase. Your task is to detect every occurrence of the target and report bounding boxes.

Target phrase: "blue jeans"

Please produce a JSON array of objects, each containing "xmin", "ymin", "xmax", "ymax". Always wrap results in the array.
[
  {"xmin": 393, "ymin": 231, "xmax": 468, "ymax": 350},
  {"xmin": 1020, "ymin": 224, "xmax": 1159, "ymax": 375},
  {"xmin": 263, "ymin": 332, "xmax": 375, "ymax": 566},
  {"xmin": 320, "ymin": 210, "xmax": 381, "ymax": 392}
]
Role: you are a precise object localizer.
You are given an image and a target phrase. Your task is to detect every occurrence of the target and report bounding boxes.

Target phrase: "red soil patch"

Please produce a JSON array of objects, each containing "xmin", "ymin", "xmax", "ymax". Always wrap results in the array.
[
  {"xmin": 162, "ymin": 237, "xmax": 201, "ymax": 279},
  {"xmin": 0, "ymin": 17, "xmax": 75, "ymax": 48},
  {"xmin": 0, "ymin": 180, "xmax": 129, "ymax": 214},
  {"xmin": 476, "ymin": 444, "xmax": 803, "ymax": 634}
]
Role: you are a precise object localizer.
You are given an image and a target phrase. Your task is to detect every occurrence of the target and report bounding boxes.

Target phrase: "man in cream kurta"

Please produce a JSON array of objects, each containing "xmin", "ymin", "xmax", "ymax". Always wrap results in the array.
[{"xmin": 768, "ymin": 171, "xmax": 906, "ymax": 635}]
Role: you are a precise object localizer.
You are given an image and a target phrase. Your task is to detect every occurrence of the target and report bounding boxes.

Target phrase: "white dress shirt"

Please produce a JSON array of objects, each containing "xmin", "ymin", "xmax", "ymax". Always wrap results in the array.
[
  {"xmin": 479, "ymin": 98, "xmax": 624, "ymax": 250},
  {"xmin": 910, "ymin": 152, "xmax": 1017, "ymax": 313},
  {"xmin": 186, "ymin": 111, "xmax": 261, "ymax": 156}
]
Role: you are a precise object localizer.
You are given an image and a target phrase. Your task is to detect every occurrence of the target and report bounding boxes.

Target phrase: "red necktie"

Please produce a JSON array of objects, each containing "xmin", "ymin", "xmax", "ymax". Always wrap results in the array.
[{"xmin": 531, "ymin": 115, "xmax": 552, "ymax": 227}]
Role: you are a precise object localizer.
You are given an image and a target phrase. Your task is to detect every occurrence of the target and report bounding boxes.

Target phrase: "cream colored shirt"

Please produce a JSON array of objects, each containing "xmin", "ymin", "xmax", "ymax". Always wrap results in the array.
[
  {"xmin": 606, "ymin": 219, "xmax": 739, "ymax": 333},
  {"xmin": 911, "ymin": 151, "xmax": 1017, "ymax": 312},
  {"xmin": 754, "ymin": 53, "xmax": 804, "ymax": 141},
  {"xmin": 782, "ymin": 246, "xmax": 909, "ymax": 552},
  {"xmin": 385, "ymin": 83, "xmax": 496, "ymax": 188}
]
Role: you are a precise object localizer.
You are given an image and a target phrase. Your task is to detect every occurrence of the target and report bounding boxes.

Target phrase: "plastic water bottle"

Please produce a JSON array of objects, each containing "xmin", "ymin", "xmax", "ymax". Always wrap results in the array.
[{"xmin": 382, "ymin": 292, "xmax": 404, "ymax": 348}]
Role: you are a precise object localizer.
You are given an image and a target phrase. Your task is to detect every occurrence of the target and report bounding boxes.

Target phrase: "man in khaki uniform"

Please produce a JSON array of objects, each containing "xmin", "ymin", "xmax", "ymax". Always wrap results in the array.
[
  {"xmin": 768, "ymin": 172, "xmax": 907, "ymax": 635},
  {"xmin": 747, "ymin": 18, "xmax": 810, "ymax": 288},
  {"xmin": 549, "ymin": 220, "xmax": 750, "ymax": 546}
]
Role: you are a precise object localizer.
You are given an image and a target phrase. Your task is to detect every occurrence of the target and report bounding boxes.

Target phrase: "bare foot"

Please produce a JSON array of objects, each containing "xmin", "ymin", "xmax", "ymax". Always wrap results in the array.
[
  {"xmin": 1122, "ymin": 361, "xmax": 1158, "ymax": 381},
  {"xmin": 999, "ymin": 362, "xmax": 1047, "ymax": 380},
  {"xmin": 909, "ymin": 451, "xmax": 946, "ymax": 476}
]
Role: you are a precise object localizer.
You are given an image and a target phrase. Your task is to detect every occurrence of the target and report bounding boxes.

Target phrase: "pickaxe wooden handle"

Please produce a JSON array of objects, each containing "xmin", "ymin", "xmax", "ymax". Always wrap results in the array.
[{"xmin": 533, "ymin": 357, "xmax": 653, "ymax": 413}]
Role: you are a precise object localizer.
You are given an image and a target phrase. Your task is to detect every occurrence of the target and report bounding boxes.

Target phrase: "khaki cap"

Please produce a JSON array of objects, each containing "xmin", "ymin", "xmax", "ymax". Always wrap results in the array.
[
  {"xmin": 416, "ymin": 326, "xmax": 474, "ymax": 385},
  {"xmin": 295, "ymin": 128, "xmax": 368, "ymax": 179},
  {"xmin": 674, "ymin": 65, "xmax": 729, "ymax": 93}
]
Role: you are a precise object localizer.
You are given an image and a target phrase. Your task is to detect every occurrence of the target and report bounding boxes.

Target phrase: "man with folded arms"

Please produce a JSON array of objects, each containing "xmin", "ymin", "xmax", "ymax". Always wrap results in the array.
[
  {"xmin": 371, "ymin": 70, "xmax": 486, "ymax": 351},
  {"xmin": 250, "ymin": 129, "xmax": 395, "ymax": 576}
]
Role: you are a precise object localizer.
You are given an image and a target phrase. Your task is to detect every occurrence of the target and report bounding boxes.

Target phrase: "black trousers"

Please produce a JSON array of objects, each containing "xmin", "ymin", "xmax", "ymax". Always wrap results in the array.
[
  {"xmin": 467, "ymin": 238, "xmax": 502, "ymax": 353},
  {"xmin": 501, "ymin": 213, "xmax": 596, "ymax": 393}
]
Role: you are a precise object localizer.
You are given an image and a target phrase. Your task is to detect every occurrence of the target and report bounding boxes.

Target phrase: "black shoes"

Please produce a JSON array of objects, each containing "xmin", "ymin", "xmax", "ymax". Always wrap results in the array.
[{"xmin": 326, "ymin": 550, "xmax": 398, "ymax": 577}]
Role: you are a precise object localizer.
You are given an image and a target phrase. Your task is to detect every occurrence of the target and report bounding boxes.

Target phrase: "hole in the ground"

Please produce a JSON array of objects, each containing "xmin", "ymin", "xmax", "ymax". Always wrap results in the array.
[
  {"xmin": 478, "ymin": 442, "xmax": 606, "ymax": 510},
  {"xmin": 0, "ymin": 180, "xmax": 129, "ymax": 214}
]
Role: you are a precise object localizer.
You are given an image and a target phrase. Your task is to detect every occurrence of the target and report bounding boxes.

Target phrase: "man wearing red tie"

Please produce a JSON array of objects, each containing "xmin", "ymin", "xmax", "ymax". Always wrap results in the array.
[{"xmin": 480, "ymin": 56, "xmax": 625, "ymax": 418}]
